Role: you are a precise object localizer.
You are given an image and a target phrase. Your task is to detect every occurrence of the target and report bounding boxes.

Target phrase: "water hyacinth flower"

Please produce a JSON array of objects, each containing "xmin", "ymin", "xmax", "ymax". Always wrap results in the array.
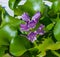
[
  {"xmin": 20, "ymin": 12, "xmax": 45, "ymax": 42},
  {"xmin": 28, "ymin": 32, "xmax": 37, "ymax": 42},
  {"xmin": 36, "ymin": 24, "xmax": 45, "ymax": 35},
  {"xmin": 21, "ymin": 13, "xmax": 30, "ymax": 22},
  {"xmin": 20, "ymin": 24, "xmax": 29, "ymax": 31},
  {"xmin": 20, "ymin": 11, "xmax": 41, "ymax": 31},
  {"xmin": 28, "ymin": 20, "xmax": 37, "ymax": 28},
  {"xmin": 27, "ymin": 24, "xmax": 45, "ymax": 42},
  {"xmin": 32, "ymin": 12, "xmax": 41, "ymax": 23}
]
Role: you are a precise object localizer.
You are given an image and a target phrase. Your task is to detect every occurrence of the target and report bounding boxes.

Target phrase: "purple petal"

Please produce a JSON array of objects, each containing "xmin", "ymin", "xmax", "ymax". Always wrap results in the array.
[
  {"xmin": 28, "ymin": 20, "xmax": 36, "ymax": 28},
  {"xmin": 36, "ymin": 24, "xmax": 45, "ymax": 35},
  {"xmin": 28, "ymin": 32, "xmax": 37, "ymax": 42},
  {"xmin": 39, "ymin": 24, "xmax": 45, "ymax": 30},
  {"xmin": 32, "ymin": 12, "xmax": 41, "ymax": 23},
  {"xmin": 36, "ymin": 29, "xmax": 44, "ymax": 35},
  {"xmin": 21, "ymin": 13, "xmax": 30, "ymax": 22},
  {"xmin": 20, "ymin": 24, "xmax": 29, "ymax": 31}
]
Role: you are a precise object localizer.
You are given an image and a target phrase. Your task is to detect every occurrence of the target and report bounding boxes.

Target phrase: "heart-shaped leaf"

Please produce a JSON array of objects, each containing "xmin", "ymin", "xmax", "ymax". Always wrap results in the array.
[{"xmin": 10, "ymin": 36, "xmax": 31, "ymax": 56}]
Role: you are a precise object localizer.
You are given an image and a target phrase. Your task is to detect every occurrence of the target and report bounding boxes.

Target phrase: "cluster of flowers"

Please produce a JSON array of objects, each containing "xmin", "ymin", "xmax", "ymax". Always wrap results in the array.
[{"xmin": 20, "ymin": 12, "xmax": 45, "ymax": 42}]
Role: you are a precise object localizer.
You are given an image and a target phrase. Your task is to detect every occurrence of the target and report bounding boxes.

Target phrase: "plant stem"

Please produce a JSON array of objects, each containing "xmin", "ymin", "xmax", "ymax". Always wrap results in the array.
[{"xmin": 51, "ymin": 50, "xmax": 60, "ymax": 57}]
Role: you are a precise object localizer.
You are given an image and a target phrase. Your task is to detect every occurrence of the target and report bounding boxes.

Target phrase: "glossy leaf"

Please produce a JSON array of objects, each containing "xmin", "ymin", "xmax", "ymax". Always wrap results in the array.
[
  {"xmin": 54, "ymin": 19, "xmax": 60, "ymax": 41},
  {"xmin": 10, "ymin": 36, "xmax": 31, "ymax": 56},
  {"xmin": 0, "ymin": 6, "xmax": 5, "ymax": 26},
  {"xmin": 14, "ymin": 0, "xmax": 45, "ymax": 16},
  {"xmin": 0, "ymin": 25, "xmax": 17, "ymax": 45},
  {"xmin": 52, "ymin": 0, "xmax": 60, "ymax": 13},
  {"xmin": 2, "ymin": 11, "xmax": 21, "ymax": 28},
  {"xmin": 9, "ymin": 0, "xmax": 21, "ymax": 9},
  {"xmin": 9, "ymin": 0, "xmax": 16, "ymax": 9}
]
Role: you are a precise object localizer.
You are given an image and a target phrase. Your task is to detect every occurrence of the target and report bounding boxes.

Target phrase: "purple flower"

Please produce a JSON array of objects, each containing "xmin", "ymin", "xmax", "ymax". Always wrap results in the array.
[
  {"xmin": 21, "ymin": 13, "xmax": 30, "ymax": 22},
  {"xmin": 36, "ymin": 24, "xmax": 45, "ymax": 35},
  {"xmin": 20, "ymin": 24, "xmax": 29, "ymax": 31},
  {"xmin": 32, "ymin": 12, "xmax": 41, "ymax": 23},
  {"xmin": 20, "ymin": 12, "xmax": 45, "ymax": 42},
  {"xmin": 21, "ymin": 12, "xmax": 41, "ymax": 30},
  {"xmin": 28, "ymin": 20, "xmax": 36, "ymax": 28},
  {"xmin": 36, "ymin": 29, "xmax": 44, "ymax": 35},
  {"xmin": 28, "ymin": 32, "xmax": 37, "ymax": 42}
]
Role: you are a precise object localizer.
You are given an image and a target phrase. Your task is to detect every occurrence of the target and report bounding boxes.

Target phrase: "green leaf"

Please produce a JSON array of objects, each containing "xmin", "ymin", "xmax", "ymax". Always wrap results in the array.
[
  {"xmin": 14, "ymin": 0, "xmax": 45, "ymax": 16},
  {"xmin": 47, "ymin": 42, "xmax": 60, "ymax": 50},
  {"xmin": 38, "ymin": 38, "xmax": 54, "ymax": 52},
  {"xmin": 0, "ymin": 10, "xmax": 22, "ymax": 30},
  {"xmin": 54, "ymin": 19, "xmax": 60, "ymax": 41},
  {"xmin": 0, "ymin": 6, "xmax": 2, "ymax": 25},
  {"xmin": 0, "ymin": 6, "xmax": 5, "ymax": 26},
  {"xmin": 10, "ymin": 36, "xmax": 31, "ymax": 56},
  {"xmin": 38, "ymin": 38, "xmax": 60, "ymax": 51},
  {"xmin": 4, "ymin": 16, "xmax": 21, "ymax": 28},
  {"xmin": 14, "ymin": 0, "xmax": 35, "ymax": 16},
  {"xmin": 37, "ymin": 38, "xmax": 60, "ymax": 57},
  {"xmin": 9, "ymin": 0, "xmax": 16, "ymax": 9},
  {"xmin": 2, "ymin": 11, "xmax": 21, "ymax": 28},
  {"xmin": 45, "ymin": 23, "xmax": 54, "ymax": 31},
  {"xmin": 9, "ymin": 0, "xmax": 21, "ymax": 10},
  {"xmin": 36, "ymin": 38, "xmax": 54, "ymax": 57},
  {"xmin": 0, "ymin": 25, "xmax": 17, "ymax": 45},
  {"xmin": 52, "ymin": 0, "xmax": 60, "ymax": 13}
]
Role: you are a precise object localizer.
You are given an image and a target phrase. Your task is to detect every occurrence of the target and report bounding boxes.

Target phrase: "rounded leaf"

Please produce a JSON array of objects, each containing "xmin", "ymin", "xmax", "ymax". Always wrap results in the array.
[
  {"xmin": 54, "ymin": 20, "xmax": 60, "ymax": 41},
  {"xmin": 0, "ymin": 25, "xmax": 17, "ymax": 45},
  {"xmin": 10, "ymin": 36, "xmax": 31, "ymax": 56}
]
